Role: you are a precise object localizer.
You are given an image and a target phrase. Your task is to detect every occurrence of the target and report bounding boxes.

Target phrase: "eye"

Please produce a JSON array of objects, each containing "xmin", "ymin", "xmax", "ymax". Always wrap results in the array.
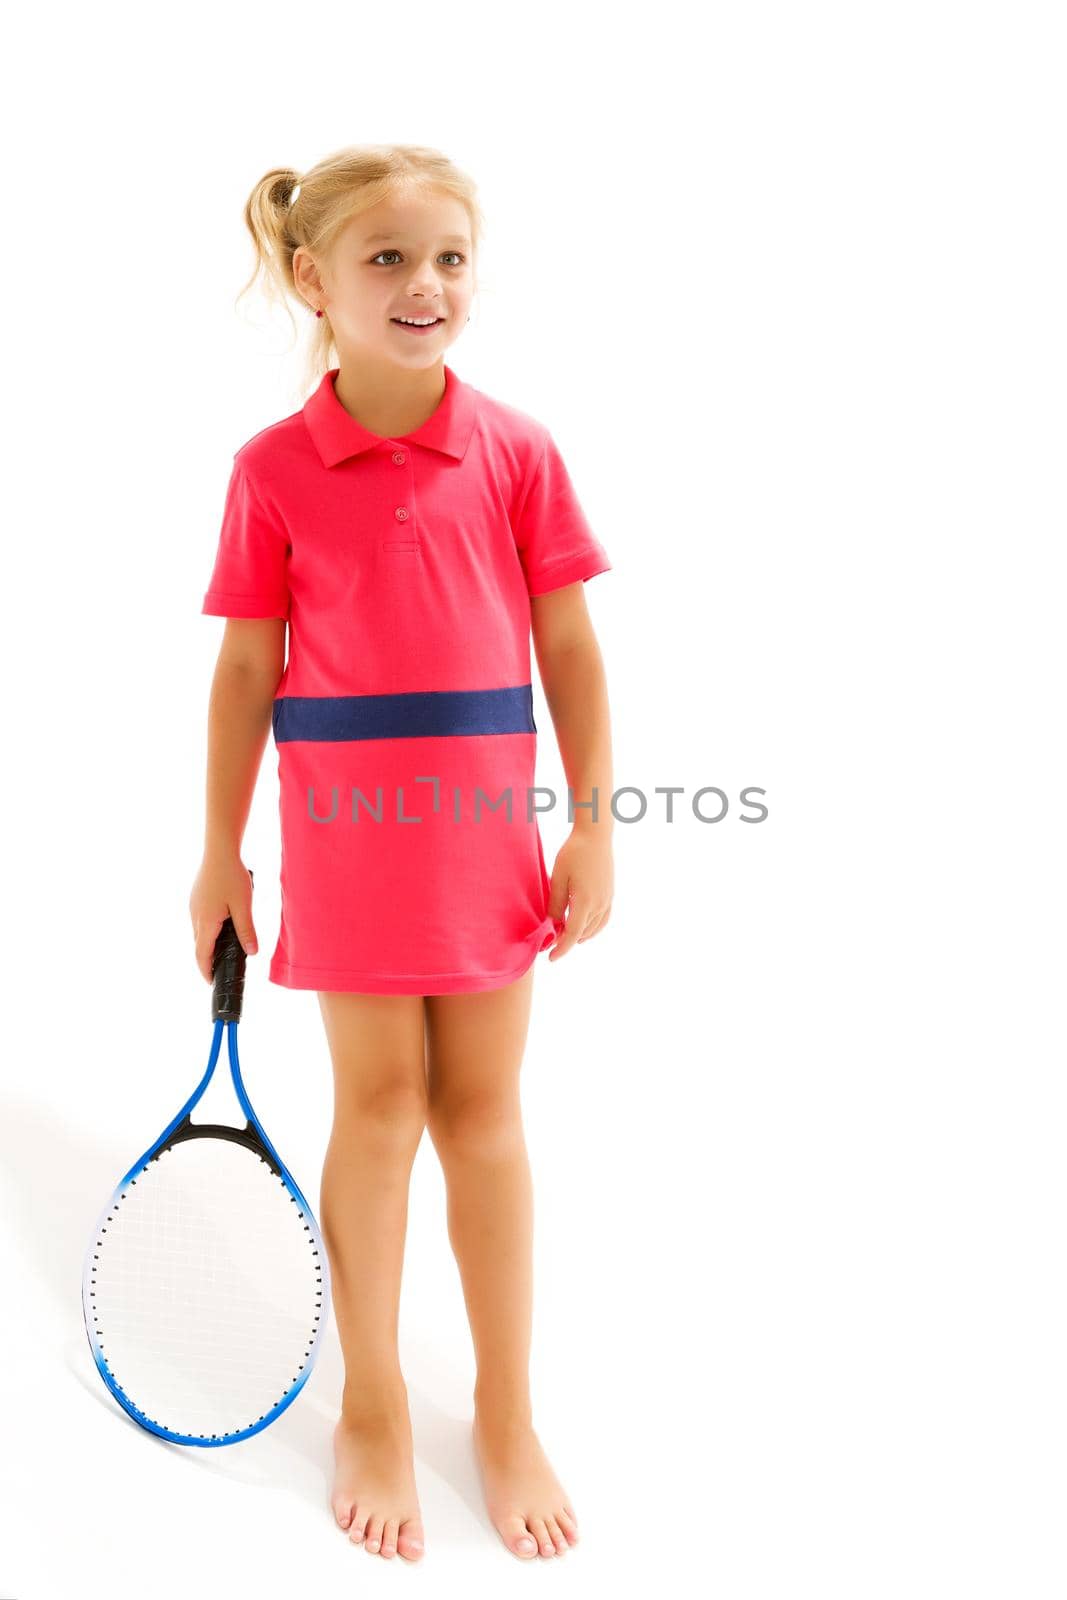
[{"xmin": 370, "ymin": 250, "xmax": 466, "ymax": 266}]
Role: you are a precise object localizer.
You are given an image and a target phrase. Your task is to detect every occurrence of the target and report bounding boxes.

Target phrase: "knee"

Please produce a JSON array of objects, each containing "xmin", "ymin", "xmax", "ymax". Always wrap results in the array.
[
  {"xmin": 427, "ymin": 1090, "xmax": 522, "ymax": 1162},
  {"xmin": 335, "ymin": 1073, "xmax": 428, "ymax": 1150}
]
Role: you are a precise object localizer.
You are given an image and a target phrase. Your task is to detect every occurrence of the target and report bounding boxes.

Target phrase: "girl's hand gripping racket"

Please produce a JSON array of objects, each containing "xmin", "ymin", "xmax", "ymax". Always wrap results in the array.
[{"xmin": 80, "ymin": 870, "xmax": 331, "ymax": 1446}]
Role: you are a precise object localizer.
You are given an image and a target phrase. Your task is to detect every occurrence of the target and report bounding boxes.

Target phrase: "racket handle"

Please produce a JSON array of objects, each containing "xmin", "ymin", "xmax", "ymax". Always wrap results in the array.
[{"xmin": 211, "ymin": 866, "xmax": 254, "ymax": 1023}]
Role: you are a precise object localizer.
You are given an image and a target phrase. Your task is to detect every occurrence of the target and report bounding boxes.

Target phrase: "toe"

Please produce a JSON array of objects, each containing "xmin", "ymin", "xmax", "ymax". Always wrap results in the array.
[
  {"xmin": 333, "ymin": 1498, "xmax": 353, "ymax": 1532},
  {"xmin": 545, "ymin": 1516, "xmax": 568, "ymax": 1554},
  {"xmin": 347, "ymin": 1506, "xmax": 368, "ymax": 1546},
  {"xmin": 363, "ymin": 1515, "xmax": 384, "ymax": 1554},
  {"xmin": 503, "ymin": 1516, "xmax": 538, "ymax": 1558},
  {"xmin": 557, "ymin": 1507, "xmax": 580, "ymax": 1545},
  {"xmin": 528, "ymin": 1517, "xmax": 555, "ymax": 1556},
  {"xmin": 397, "ymin": 1520, "xmax": 425, "ymax": 1561},
  {"xmin": 379, "ymin": 1518, "xmax": 399, "ymax": 1558}
]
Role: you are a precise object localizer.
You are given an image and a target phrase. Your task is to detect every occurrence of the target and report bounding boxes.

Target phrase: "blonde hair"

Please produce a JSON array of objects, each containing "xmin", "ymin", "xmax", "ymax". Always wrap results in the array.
[{"xmin": 236, "ymin": 142, "xmax": 485, "ymax": 394}]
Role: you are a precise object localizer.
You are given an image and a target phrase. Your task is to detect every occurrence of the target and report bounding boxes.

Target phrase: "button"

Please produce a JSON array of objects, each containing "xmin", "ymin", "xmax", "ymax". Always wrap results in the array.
[
  {"xmin": 394, "ymin": 506, "xmax": 409, "ymax": 521},
  {"xmin": 392, "ymin": 451, "xmax": 406, "ymax": 465}
]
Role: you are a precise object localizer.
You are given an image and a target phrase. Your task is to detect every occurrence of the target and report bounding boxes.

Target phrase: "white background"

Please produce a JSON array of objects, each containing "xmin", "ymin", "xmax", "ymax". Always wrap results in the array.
[{"xmin": 3, "ymin": 1, "xmax": 1064, "ymax": 1595}]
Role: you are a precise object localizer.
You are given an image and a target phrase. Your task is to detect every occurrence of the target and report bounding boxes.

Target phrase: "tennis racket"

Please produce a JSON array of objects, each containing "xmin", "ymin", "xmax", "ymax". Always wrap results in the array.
[{"xmin": 80, "ymin": 869, "xmax": 331, "ymax": 1447}]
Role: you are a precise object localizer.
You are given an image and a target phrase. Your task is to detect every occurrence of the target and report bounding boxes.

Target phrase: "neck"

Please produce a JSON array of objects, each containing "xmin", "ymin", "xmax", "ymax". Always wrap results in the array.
[{"xmin": 332, "ymin": 358, "xmax": 447, "ymax": 439}]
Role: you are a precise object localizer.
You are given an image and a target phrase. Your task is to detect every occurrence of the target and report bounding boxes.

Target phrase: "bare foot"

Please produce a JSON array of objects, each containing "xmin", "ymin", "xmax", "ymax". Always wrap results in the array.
[
  {"xmin": 472, "ymin": 1406, "xmax": 579, "ymax": 1560},
  {"xmin": 331, "ymin": 1388, "xmax": 425, "ymax": 1561}
]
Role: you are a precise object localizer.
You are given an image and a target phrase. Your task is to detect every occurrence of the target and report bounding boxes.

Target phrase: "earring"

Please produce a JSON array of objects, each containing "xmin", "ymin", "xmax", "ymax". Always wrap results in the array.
[{"xmin": 316, "ymin": 308, "xmax": 324, "ymax": 318}]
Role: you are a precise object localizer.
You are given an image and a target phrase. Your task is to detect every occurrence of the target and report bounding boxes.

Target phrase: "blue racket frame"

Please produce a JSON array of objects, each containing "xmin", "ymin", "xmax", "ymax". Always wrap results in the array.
[{"xmin": 81, "ymin": 1014, "xmax": 332, "ymax": 1447}]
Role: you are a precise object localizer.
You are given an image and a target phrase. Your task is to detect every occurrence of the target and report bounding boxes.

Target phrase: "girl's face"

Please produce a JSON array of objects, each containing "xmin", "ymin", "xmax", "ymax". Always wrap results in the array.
[{"xmin": 296, "ymin": 190, "xmax": 476, "ymax": 369}]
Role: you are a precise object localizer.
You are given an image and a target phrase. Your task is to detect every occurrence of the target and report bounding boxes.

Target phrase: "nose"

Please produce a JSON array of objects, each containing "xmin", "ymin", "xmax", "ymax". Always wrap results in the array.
[{"xmin": 405, "ymin": 261, "xmax": 447, "ymax": 295}]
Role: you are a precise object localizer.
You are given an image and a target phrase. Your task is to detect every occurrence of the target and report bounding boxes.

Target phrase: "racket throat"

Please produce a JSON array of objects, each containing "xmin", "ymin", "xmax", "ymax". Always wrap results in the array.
[{"xmin": 162, "ymin": 1115, "xmax": 281, "ymax": 1177}]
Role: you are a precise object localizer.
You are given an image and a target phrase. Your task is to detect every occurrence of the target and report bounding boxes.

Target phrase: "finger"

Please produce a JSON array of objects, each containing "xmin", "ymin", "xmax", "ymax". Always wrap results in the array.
[
  {"xmin": 582, "ymin": 905, "xmax": 612, "ymax": 941},
  {"xmin": 230, "ymin": 903, "xmax": 259, "ymax": 957},
  {"xmin": 546, "ymin": 877, "xmax": 572, "ymax": 925},
  {"xmin": 577, "ymin": 910, "xmax": 605, "ymax": 943},
  {"xmin": 549, "ymin": 901, "xmax": 592, "ymax": 961},
  {"xmin": 195, "ymin": 918, "xmax": 225, "ymax": 984}
]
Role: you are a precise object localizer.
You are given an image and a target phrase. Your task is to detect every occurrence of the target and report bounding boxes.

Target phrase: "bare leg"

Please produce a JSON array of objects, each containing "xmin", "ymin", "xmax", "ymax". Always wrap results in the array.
[
  {"xmin": 317, "ymin": 989, "xmax": 427, "ymax": 1562},
  {"xmin": 424, "ymin": 965, "xmax": 579, "ymax": 1561}
]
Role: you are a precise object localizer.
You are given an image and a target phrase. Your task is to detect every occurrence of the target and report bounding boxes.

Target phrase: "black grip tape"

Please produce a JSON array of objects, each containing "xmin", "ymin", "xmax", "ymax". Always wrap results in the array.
[{"xmin": 211, "ymin": 866, "xmax": 253, "ymax": 1023}]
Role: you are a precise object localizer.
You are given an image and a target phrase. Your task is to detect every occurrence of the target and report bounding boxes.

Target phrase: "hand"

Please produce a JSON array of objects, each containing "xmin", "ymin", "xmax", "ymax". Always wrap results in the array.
[
  {"xmin": 546, "ymin": 827, "xmax": 614, "ymax": 963},
  {"xmin": 189, "ymin": 854, "xmax": 258, "ymax": 983}
]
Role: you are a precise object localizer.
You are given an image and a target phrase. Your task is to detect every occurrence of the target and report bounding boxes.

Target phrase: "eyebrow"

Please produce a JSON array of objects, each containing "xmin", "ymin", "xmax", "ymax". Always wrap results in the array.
[{"xmin": 363, "ymin": 232, "xmax": 471, "ymax": 246}]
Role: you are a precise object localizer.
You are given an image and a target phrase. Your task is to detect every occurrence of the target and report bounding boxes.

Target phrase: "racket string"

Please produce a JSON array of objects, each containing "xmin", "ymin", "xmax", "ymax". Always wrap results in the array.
[{"xmin": 89, "ymin": 1138, "xmax": 324, "ymax": 1438}]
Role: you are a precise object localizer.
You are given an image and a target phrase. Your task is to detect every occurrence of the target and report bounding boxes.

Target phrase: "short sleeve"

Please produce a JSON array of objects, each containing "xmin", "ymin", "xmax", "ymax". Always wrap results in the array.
[
  {"xmin": 201, "ymin": 458, "xmax": 291, "ymax": 620},
  {"xmin": 512, "ymin": 431, "xmax": 612, "ymax": 597}
]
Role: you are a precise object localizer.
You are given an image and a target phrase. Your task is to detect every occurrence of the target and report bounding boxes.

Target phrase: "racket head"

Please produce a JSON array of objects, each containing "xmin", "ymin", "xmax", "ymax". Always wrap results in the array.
[{"xmin": 81, "ymin": 898, "xmax": 332, "ymax": 1446}]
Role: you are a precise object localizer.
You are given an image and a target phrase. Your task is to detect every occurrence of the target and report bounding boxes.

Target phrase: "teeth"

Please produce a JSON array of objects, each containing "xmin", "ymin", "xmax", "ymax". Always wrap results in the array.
[{"xmin": 395, "ymin": 316, "xmax": 439, "ymax": 326}]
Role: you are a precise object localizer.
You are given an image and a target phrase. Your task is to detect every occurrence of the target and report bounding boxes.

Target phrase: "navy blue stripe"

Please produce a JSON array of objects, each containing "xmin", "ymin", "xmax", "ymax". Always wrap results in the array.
[{"xmin": 272, "ymin": 684, "xmax": 537, "ymax": 743}]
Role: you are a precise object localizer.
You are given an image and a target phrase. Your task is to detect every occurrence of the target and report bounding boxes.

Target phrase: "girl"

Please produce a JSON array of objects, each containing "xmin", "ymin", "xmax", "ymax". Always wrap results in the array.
[{"xmin": 189, "ymin": 144, "xmax": 614, "ymax": 1564}]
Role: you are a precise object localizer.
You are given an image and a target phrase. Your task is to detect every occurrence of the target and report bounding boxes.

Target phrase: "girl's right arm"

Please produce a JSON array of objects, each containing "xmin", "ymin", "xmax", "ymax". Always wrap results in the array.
[{"xmin": 189, "ymin": 617, "xmax": 287, "ymax": 982}]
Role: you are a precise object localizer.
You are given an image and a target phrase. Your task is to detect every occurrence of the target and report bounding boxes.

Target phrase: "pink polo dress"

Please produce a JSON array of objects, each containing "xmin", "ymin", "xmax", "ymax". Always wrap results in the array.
[{"xmin": 201, "ymin": 363, "xmax": 611, "ymax": 994}]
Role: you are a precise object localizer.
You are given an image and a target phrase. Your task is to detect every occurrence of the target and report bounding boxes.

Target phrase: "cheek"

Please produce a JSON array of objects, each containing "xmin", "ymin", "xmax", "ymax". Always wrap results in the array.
[{"xmin": 348, "ymin": 295, "xmax": 390, "ymax": 323}]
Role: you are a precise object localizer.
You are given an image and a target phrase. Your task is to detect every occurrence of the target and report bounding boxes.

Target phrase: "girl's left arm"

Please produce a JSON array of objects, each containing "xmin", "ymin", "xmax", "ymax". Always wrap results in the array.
[{"xmin": 530, "ymin": 582, "xmax": 614, "ymax": 960}]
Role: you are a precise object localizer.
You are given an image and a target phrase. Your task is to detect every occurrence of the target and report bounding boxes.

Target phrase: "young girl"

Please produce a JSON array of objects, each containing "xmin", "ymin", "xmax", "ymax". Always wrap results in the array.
[{"xmin": 189, "ymin": 144, "xmax": 614, "ymax": 1564}]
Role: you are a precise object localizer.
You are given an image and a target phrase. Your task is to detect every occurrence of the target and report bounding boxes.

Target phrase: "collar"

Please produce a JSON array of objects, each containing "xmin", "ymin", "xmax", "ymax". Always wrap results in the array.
[{"xmin": 302, "ymin": 362, "xmax": 478, "ymax": 467}]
